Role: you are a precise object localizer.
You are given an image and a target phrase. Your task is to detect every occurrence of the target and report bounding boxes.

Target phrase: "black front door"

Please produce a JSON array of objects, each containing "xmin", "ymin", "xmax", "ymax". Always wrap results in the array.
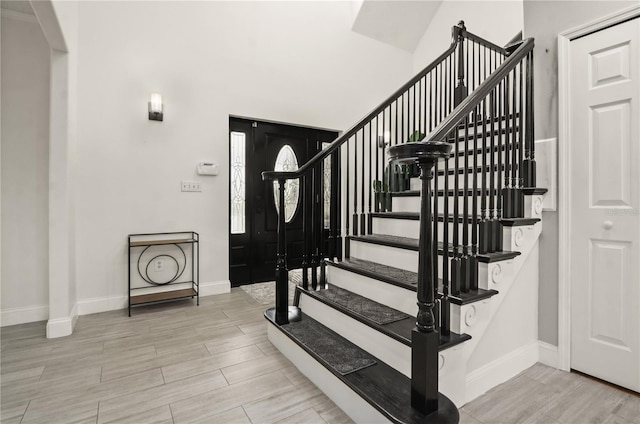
[{"xmin": 229, "ymin": 118, "xmax": 338, "ymax": 286}]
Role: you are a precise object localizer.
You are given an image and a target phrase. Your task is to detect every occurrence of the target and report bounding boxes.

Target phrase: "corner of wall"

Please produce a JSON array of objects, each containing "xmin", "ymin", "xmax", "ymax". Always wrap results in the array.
[{"xmin": 46, "ymin": 302, "xmax": 77, "ymax": 338}]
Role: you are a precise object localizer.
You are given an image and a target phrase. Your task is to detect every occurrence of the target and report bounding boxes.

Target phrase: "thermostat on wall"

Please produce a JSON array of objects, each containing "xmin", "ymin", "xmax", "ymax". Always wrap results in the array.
[{"xmin": 197, "ymin": 161, "xmax": 219, "ymax": 176}]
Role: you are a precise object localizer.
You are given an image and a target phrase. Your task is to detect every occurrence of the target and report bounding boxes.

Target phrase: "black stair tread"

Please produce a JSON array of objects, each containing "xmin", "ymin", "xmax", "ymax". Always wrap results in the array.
[
  {"xmin": 369, "ymin": 210, "xmax": 541, "ymax": 227},
  {"xmin": 501, "ymin": 217, "xmax": 542, "ymax": 226},
  {"xmin": 347, "ymin": 233, "xmax": 521, "ymax": 263},
  {"xmin": 391, "ymin": 190, "xmax": 420, "ymax": 197},
  {"xmin": 457, "ymin": 112, "xmax": 520, "ymax": 129},
  {"xmin": 436, "ymin": 189, "xmax": 499, "ymax": 196},
  {"xmin": 450, "ymin": 126, "xmax": 520, "ymax": 144},
  {"xmin": 522, "ymin": 187, "xmax": 548, "ymax": 195},
  {"xmin": 327, "ymin": 258, "xmax": 499, "ymax": 305},
  {"xmin": 265, "ymin": 310, "xmax": 460, "ymax": 424},
  {"xmin": 371, "ymin": 212, "xmax": 420, "ymax": 220},
  {"xmin": 300, "ymin": 285, "xmax": 471, "ymax": 350},
  {"xmin": 437, "ymin": 164, "xmax": 506, "ymax": 176}
]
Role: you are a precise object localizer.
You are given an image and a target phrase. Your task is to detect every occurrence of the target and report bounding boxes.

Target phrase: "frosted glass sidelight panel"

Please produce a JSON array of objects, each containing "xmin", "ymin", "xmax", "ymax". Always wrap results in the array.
[
  {"xmin": 273, "ymin": 145, "xmax": 300, "ymax": 223},
  {"xmin": 323, "ymin": 142, "xmax": 331, "ymax": 229},
  {"xmin": 230, "ymin": 132, "xmax": 246, "ymax": 234}
]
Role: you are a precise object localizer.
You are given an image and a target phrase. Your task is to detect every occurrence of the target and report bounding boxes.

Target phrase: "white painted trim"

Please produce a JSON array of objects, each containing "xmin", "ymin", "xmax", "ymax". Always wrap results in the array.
[
  {"xmin": 77, "ymin": 296, "xmax": 127, "ymax": 316},
  {"xmin": 535, "ymin": 138, "xmax": 557, "ymax": 211},
  {"xmin": 46, "ymin": 302, "xmax": 78, "ymax": 339},
  {"xmin": 200, "ymin": 280, "xmax": 231, "ymax": 297},
  {"xmin": 0, "ymin": 305, "xmax": 49, "ymax": 327},
  {"xmin": 557, "ymin": 3, "xmax": 640, "ymax": 374},
  {"xmin": 465, "ymin": 341, "xmax": 539, "ymax": 403},
  {"xmin": 0, "ymin": 8, "xmax": 37, "ymax": 23},
  {"xmin": 268, "ymin": 324, "xmax": 392, "ymax": 424},
  {"xmin": 538, "ymin": 341, "xmax": 559, "ymax": 368},
  {"xmin": 75, "ymin": 280, "xmax": 230, "ymax": 316}
]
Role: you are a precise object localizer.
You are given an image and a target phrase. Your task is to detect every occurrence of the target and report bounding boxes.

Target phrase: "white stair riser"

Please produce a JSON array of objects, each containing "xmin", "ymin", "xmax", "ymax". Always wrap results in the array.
[
  {"xmin": 326, "ymin": 265, "xmax": 417, "ymax": 316},
  {"xmin": 372, "ymin": 217, "xmax": 471, "ymax": 241},
  {"xmin": 349, "ymin": 239, "xmax": 473, "ymax": 277},
  {"xmin": 350, "ymin": 239, "xmax": 418, "ymax": 273},
  {"xmin": 391, "ymin": 195, "xmax": 501, "ymax": 215},
  {"xmin": 299, "ymin": 292, "xmax": 412, "ymax": 377},
  {"xmin": 327, "ymin": 263, "xmax": 469, "ymax": 336},
  {"xmin": 372, "ymin": 217, "xmax": 420, "ymax": 239}
]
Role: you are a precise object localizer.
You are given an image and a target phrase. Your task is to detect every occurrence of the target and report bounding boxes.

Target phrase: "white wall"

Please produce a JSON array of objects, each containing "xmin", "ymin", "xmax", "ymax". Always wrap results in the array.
[
  {"xmin": 1, "ymin": 11, "xmax": 51, "ymax": 325},
  {"xmin": 73, "ymin": 1, "xmax": 413, "ymax": 311},
  {"xmin": 523, "ymin": 0, "xmax": 639, "ymax": 346},
  {"xmin": 412, "ymin": 0, "xmax": 524, "ymax": 73}
]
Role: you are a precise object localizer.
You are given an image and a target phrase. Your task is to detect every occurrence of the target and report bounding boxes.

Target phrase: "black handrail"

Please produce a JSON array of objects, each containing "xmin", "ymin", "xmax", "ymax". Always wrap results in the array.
[
  {"xmin": 262, "ymin": 23, "xmax": 466, "ymax": 183},
  {"xmin": 426, "ymin": 38, "xmax": 534, "ymax": 144}
]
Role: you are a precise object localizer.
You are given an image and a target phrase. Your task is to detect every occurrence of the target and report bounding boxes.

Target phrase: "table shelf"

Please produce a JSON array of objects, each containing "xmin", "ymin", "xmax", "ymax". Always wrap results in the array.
[{"xmin": 128, "ymin": 231, "xmax": 199, "ymax": 316}]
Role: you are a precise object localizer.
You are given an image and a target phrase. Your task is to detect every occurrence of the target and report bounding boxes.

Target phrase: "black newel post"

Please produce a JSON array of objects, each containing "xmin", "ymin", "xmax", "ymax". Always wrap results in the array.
[
  {"xmin": 412, "ymin": 159, "xmax": 440, "ymax": 415},
  {"xmin": 275, "ymin": 178, "xmax": 289, "ymax": 325},
  {"xmin": 387, "ymin": 141, "xmax": 451, "ymax": 417},
  {"xmin": 454, "ymin": 21, "xmax": 468, "ymax": 107}
]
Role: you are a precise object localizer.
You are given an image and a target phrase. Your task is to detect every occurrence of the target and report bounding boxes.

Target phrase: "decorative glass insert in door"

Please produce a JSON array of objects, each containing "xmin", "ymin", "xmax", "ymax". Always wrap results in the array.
[
  {"xmin": 323, "ymin": 142, "xmax": 331, "ymax": 229},
  {"xmin": 230, "ymin": 131, "xmax": 246, "ymax": 234},
  {"xmin": 272, "ymin": 145, "xmax": 300, "ymax": 223}
]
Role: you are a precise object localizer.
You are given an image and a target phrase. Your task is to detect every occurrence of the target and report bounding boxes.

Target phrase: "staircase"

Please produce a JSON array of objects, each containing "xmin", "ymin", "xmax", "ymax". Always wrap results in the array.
[{"xmin": 262, "ymin": 22, "xmax": 546, "ymax": 423}]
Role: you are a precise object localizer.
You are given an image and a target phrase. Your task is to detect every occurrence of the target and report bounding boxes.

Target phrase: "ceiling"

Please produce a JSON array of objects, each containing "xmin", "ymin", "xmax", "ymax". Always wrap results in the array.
[
  {"xmin": 1, "ymin": 0, "xmax": 35, "ymax": 15},
  {"xmin": 351, "ymin": 0, "xmax": 443, "ymax": 52}
]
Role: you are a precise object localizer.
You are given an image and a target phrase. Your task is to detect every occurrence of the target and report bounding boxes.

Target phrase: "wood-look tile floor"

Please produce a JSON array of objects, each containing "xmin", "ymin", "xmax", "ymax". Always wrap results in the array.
[{"xmin": 1, "ymin": 288, "xmax": 638, "ymax": 424}]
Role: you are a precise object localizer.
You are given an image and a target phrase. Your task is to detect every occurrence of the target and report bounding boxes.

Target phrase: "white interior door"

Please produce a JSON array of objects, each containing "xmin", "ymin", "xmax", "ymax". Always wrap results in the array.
[{"xmin": 569, "ymin": 18, "xmax": 640, "ymax": 392}]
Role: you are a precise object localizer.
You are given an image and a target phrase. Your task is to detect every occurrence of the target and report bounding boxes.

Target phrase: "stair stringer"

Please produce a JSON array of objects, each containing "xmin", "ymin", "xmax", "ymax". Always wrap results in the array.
[{"xmin": 445, "ymin": 222, "xmax": 542, "ymax": 406}]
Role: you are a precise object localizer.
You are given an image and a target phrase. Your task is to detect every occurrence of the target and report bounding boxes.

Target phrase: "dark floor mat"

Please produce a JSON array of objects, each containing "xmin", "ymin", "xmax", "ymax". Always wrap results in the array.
[
  {"xmin": 315, "ymin": 285, "xmax": 409, "ymax": 325},
  {"xmin": 282, "ymin": 316, "xmax": 376, "ymax": 375}
]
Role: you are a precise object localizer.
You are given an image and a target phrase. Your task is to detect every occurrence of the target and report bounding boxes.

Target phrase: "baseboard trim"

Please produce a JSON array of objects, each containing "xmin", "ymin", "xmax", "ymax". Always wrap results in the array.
[
  {"xmin": 76, "ymin": 280, "xmax": 231, "ymax": 316},
  {"xmin": 538, "ymin": 341, "xmax": 559, "ymax": 368},
  {"xmin": 1, "ymin": 305, "xmax": 49, "ymax": 327},
  {"xmin": 200, "ymin": 280, "xmax": 231, "ymax": 297},
  {"xmin": 77, "ymin": 295, "xmax": 128, "ymax": 316},
  {"xmin": 46, "ymin": 303, "xmax": 78, "ymax": 339},
  {"xmin": 465, "ymin": 341, "xmax": 539, "ymax": 403}
]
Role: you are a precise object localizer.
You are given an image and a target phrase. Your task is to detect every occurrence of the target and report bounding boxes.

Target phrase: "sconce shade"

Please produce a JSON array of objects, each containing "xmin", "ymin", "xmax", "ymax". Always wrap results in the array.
[{"xmin": 148, "ymin": 93, "xmax": 163, "ymax": 121}]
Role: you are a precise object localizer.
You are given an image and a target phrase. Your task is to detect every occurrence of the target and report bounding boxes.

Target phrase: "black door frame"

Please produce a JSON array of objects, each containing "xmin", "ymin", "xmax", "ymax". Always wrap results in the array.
[{"xmin": 228, "ymin": 117, "xmax": 339, "ymax": 286}]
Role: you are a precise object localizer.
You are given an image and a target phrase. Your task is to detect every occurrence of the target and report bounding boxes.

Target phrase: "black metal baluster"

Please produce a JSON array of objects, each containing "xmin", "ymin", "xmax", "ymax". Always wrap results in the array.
[
  {"xmin": 302, "ymin": 173, "xmax": 309, "ymax": 289},
  {"xmin": 503, "ymin": 72, "xmax": 513, "ymax": 219},
  {"xmin": 311, "ymin": 166, "xmax": 318, "ymax": 290},
  {"xmin": 345, "ymin": 138, "xmax": 350, "ymax": 259},
  {"xmin": 442, "ymin": 153, "xmax": 450, "ymax": 335},
  {"xmin": 487, "ymin": 56, "xmax": 497, "ymax": 253},
  {"xmin": 461, "ymin": 113, "xmax": 470, "ymax": 293},
  {"xmin": 361, "ymin": 128, "xmax": 366, "ymax": 234},
  {"xmin": 517, "ymin": 58, "xmax": 525, "ymax": 208},
  {"xmin": 522, "ymin": 51, "xmax": 536, "ymax": 187},
  {"xmin": 375, "ymin": 116, "xmax": 380, "ymax": 214},
  {"xmin": 495, "ymin": 79, "xmax": 504, "ymax": 252},
  {"xmin": 470, "ymin": 105, "xmax": 479, "ymax": 290},
  {"xmin": 451, "ymin": 58, "xmax": 461, "ymax": 296},
  {"xmin": 353, "ymin": 133, "xmax": 359, "ymax": 236},
  {"xmin": 368, "ymin": 123, "xmax": 373, "ymax": 234},
  {"xmin": 479, "ymin": 96, "xmax": 489, "ymax": 254}
]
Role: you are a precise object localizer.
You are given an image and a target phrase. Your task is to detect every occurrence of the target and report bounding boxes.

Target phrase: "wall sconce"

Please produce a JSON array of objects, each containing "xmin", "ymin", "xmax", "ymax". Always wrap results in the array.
[
  {"xmin": 148, "ymin": 93, "xmax": 163, "ymax": 121},
  {"xmin": 378, "ymin": 131, "xmax": 391, "ymax": 148}
]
